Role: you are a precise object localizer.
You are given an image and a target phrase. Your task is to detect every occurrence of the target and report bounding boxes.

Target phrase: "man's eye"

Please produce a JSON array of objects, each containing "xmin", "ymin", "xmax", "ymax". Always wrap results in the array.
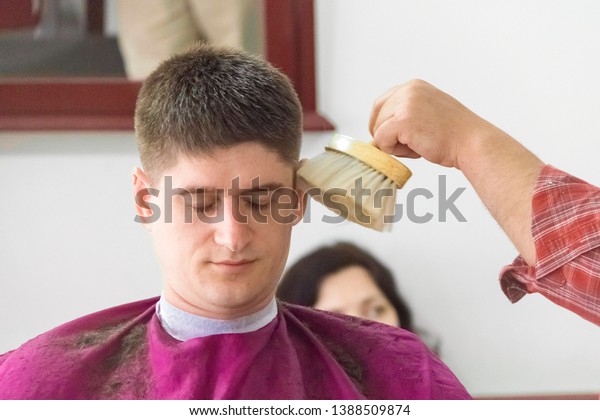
[
  {"xmin": 190, "ymin": 197, "xmax": 218, "ymax": 213},
  {"xmin": 191, "ymin": 193, "xmax": 219, "ymax": 212},
  {"xmin": 243, "ymin": 194, "xmax": 272, "ymax": 209},
  {"xmin": 193, "ymin": 203, "xmax": 216, "ymax": 213},
  {"xmin": 249, "ymin": 199, "xmax": 271, "ymax": 209}
]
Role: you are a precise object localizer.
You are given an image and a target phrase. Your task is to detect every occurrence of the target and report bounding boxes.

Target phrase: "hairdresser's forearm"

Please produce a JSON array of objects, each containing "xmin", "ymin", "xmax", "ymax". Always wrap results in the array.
[{"xmin": 457, "ymin": 126, "xmax": 544, "ymax": 266}]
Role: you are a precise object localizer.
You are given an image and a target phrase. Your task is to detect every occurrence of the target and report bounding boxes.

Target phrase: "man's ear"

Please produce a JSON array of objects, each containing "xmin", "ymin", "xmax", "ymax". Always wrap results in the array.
[{"xmin": 132, "ymin": 167, "xmax": 159, "ymax": 230}]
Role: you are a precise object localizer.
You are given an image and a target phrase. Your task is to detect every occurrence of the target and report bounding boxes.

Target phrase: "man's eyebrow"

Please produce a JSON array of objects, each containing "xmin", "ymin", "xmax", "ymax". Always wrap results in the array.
[
  {"xmin": 176, "ymin": 187, "xmax": 213, "ymax": 195},
  {"xmin": 175, "ymin": 183, "xmax": 288, "ymax": 194},
  {"xmin": 238, "ymin": 183, "xmax": 287, "ymax": 193}
]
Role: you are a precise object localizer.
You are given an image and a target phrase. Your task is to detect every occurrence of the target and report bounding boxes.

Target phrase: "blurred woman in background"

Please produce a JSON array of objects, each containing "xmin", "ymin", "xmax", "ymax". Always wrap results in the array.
[{"xmin": 277, "ymin": 242, "xmax": 414, "ymax": 332}]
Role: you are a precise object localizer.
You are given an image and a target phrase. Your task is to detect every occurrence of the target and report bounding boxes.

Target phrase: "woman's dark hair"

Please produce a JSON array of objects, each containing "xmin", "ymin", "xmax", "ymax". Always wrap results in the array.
[{"xmin": 277, "ymin": 242, "xmax": 414, "ymax": 332}]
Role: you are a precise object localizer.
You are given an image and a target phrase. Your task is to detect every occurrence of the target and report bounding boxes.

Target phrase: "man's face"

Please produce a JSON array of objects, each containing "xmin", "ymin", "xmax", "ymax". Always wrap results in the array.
[{"xmin": 140, "ymin": 143, "xmax": 303, "ymax": 319}]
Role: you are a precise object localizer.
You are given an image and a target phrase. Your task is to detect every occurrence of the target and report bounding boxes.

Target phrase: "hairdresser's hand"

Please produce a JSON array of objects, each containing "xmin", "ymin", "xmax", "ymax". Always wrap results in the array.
[
  {"xmin": 368, "ymin": 79, "xmax": 497, "ymax": 170},
  {"xmin": 369, "ymin": 79, "xmax": 544, "ymax": 265}
]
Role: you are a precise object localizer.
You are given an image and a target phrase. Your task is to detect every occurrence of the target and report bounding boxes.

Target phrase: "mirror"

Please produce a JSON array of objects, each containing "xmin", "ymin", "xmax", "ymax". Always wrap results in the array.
[{"xmin": 0, "ymin": 0, "xmax": 333, "ymax": 131}]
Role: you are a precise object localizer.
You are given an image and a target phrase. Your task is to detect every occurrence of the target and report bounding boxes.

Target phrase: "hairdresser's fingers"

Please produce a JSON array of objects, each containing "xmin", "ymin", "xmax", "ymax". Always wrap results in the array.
[
  {"xmin": 369, "ymin": 85, "xmax": 400, "ymax": 135},
  {"xmin": 376, "ymin": 117, "xmax": 457, "ymax": 167},
  {"xmin": 372, "ymin": 119, "xmax": 422, "ymax": 159},
  {"xmin": 370, "ymin": 80, "xmax": 437, "ymax": 136}
]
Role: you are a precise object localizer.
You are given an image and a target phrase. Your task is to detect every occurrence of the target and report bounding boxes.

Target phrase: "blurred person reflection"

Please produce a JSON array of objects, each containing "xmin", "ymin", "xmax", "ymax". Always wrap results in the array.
[{"xmin": 116, "ymin": 0, "xmax": 260, "ymax": 79}]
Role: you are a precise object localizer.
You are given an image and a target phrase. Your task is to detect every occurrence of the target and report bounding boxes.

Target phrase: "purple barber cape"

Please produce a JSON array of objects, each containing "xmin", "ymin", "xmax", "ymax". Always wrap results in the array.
[{"xmin": 0, "ymin": 297, "xmax": 470, "ymax": 399}]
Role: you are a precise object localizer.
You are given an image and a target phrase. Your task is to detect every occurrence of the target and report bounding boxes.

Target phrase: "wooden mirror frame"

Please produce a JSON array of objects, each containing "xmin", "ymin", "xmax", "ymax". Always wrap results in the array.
[{"xmin": 0, "ymin": 0, "xmax": 333, "ymax": 131}]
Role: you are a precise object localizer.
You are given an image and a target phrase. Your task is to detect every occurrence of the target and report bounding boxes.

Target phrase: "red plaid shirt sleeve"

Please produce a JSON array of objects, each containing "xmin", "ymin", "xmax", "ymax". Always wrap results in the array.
[{"xmin": 499, "ymin": 165, "xmax": 600, "ymax": 326}]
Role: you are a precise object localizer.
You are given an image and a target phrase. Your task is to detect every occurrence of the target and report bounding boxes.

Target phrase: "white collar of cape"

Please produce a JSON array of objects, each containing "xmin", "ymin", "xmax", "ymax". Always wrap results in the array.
[{"xmin": 156, "ymin": 293, "xmax": 278, "ymax": 341}]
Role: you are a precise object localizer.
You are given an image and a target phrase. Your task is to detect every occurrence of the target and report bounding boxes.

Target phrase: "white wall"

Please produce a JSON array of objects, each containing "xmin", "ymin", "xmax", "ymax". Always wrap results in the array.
[
  {"xmin": 1, "ymin": 0, "xmax": 600, "ymax": 397},
  {"xmin": 307, "ymin": 0, "xmax": 600, "ymax": 397}
]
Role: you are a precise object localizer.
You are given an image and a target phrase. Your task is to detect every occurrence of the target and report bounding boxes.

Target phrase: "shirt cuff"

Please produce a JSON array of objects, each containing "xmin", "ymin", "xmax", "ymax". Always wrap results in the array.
[{"xmin": 499, "ymin": 164, "xmax": 600, "ymax": 303}]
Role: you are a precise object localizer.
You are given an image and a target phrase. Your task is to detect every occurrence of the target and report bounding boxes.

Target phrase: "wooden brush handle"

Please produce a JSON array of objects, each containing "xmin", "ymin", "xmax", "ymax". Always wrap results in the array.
[{"xmin": 325, "ymin": 134, "xmax": 412, "ymax": 188}]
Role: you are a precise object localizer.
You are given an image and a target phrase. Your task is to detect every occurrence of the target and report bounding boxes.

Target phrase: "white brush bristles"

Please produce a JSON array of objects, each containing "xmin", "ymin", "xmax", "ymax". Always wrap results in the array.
[{"xmin": 297, "ymin": 150, "xmax": 399, "ymax": 232}]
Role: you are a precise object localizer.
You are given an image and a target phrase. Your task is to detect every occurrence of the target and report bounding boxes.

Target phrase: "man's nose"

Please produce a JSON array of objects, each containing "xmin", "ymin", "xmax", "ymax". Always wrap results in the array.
[{"xmin": 213, "ymin": 198, "xmax": 252, "ymax": 252}]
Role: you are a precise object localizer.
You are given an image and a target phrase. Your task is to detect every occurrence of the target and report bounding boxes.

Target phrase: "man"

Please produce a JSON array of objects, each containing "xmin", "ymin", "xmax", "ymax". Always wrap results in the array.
[
  {"xmin": 369, "ymin": 80, "xmax": 600, "ymax": 326},
  {"xmin": 0, "ymin": 45, "xmax": 469, "ymax": 399}
]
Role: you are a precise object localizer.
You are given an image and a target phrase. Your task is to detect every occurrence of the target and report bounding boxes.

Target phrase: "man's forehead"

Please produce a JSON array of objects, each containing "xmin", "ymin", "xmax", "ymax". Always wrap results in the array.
[
  {"xmin": 161, "ymin": 148, "xmax": 296, "ymax": 189},
  {"xmin": 181, "ymin": 143, "xmax": 292, "ymax": 165}
]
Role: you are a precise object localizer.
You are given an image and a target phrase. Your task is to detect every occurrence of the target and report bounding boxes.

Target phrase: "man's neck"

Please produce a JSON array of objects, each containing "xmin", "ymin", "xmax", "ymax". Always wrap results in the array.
[{"xmin": 156, "ymin": 294, "xmax": 278, "ymax": 341}]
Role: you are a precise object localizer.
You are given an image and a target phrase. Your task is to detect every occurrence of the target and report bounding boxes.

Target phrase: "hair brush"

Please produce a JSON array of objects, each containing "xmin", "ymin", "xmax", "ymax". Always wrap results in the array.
[{"xmin": 297, "ymin": 134, "xmax": 412, "ymax": 232}]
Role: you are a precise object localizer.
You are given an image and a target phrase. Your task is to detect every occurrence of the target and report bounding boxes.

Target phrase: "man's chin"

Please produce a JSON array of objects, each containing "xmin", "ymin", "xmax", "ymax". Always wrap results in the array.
[{"xmin": 200, "ymin": 287, "xmax": 271, "ymax": 317}]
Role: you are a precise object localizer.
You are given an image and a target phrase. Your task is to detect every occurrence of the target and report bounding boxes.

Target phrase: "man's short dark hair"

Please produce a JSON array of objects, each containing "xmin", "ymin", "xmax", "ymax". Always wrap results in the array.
[{"xmin": 135, "ymin": 43, "xmax": 303, "ymax": 184}]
